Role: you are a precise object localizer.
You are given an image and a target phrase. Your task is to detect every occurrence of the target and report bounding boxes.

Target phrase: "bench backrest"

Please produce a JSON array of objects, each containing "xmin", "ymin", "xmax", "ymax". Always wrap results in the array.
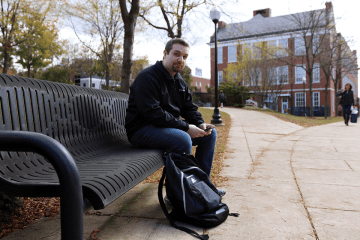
[{"xmin": 0, "ymin": 74, "xmax": 129, "ymax": 157}]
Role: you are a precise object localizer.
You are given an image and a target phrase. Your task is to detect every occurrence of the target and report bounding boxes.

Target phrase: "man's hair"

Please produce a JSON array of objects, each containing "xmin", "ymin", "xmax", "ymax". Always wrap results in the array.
[
  {"xmin": 346, "ymin": 83, "xmax": 353, "ymax": 90},
  {"xmin": 165, "ymin": 38, "xmax": 190, "ymax": 54}
]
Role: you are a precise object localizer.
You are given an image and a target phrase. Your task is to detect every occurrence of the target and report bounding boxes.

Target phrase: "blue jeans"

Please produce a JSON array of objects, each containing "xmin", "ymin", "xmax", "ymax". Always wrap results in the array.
[
  {"xmin": 342, "ymin": 104, "xmax": 352, "ymax": 124},
  {"xmin": 129, "ymin": 125, "xmax": 217, "ymax": 176}
]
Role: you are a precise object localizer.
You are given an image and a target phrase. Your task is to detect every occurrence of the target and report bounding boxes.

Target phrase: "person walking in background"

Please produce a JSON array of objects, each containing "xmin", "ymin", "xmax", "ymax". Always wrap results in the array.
[
  {"xmin": 219, "ymin": 90, "xmax": 226, "ymax": 108},
  {"xmin": 337, "ymin": 83, "xmax": 355, "ymax": 126}
]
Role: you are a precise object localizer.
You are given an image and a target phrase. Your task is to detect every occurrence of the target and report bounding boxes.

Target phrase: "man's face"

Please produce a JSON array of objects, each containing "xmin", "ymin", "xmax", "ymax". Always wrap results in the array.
[{"xmin": 163, "ymin": 44, "xmax": 189, "ymax": 76}]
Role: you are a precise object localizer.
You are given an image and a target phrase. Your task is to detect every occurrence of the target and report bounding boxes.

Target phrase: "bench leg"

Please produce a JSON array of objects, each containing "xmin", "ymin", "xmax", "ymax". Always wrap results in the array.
[
  {"xmin": 0, "ymin": 131, "xmax": 84, "ymax": 240},
  {"xmin": 60, "ymin": 185, "xmax": 83, "ymax": 240}
]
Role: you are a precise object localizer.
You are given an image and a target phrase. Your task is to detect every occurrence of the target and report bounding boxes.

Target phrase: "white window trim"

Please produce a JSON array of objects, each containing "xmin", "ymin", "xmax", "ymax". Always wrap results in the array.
[
  {"xmin": 295, "ymin": 65, "xmax": 306, "ymax": 84},
  {"xmin": 278, "ymin": 65, "xmax": 288, "ymax": 84},
  {"xmin": 250, "ymin": 68, "xmax": 261, "ymax": 86},
  {"xmin": 228, "ymin": 45, "xmax": 237, "ymax": 63},
  {"xmin": 278, "ymin": 39, "xmax": 288, "ymax": 57},
  {"xmin": 295, "ymin": 37, "xmax": 305, "ymax": 56},
  {"xmin": 313, "ymin": 92, "xmax": 320, "ymax": 107},
  {"xmin": 312, "ymin": 35, "xmax": 319, "ymax": 54},
  {"xmin": 218, "ymin": 71, "xmax": 223, "ymax": 86},
  {"xmin": 313, "ymin": 63, "xmax": 320, "ymax": 83},
  {"xmin": 295, "ymin": 92, "xmax": 306, "ymax": 107},
  {"xmin": 218, "ymin": 47, "xmax": 223, "ymax": 64}
]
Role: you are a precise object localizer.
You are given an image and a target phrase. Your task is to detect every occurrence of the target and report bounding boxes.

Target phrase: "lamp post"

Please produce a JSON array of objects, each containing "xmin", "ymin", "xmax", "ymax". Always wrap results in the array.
[
  {"xmin": 210, "ymin": 8, "xmax": 223, "ymax": 125},
  {"xmin": 302, "ymin": 76, "xmax": 306, "ymax": 116}
]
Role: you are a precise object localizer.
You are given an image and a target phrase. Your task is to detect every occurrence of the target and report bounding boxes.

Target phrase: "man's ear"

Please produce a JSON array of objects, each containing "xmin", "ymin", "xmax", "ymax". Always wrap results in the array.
[{"xmin": 163, "ymin": 50, "xmax": 167, "ymax": 59}]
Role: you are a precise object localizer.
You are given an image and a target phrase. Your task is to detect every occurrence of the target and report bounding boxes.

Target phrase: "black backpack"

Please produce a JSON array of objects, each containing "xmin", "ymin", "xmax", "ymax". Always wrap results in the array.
[{"xmin": 158, "ymin": 152, "xmax": 239, "ymax": 240}]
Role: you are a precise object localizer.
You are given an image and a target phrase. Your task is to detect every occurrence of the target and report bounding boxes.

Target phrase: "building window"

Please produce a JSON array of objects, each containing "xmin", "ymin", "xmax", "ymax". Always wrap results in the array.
[
  {"xmin": 267, "ymin": 40, "xmax": 276, "ymax": 58},
  {"xmin": 268, "ymin": 67, "xmax": 277, "ymax": 84},
  {"xmin": 313, "ymin": 92, "xmax": 320, "ymax": 107},
  {"xmin": 195, "ymin": 82, "xmax": 198, "ymax": 86},
  {"xmin": 252, "ymin": 42, "xmax": 262, "ymax": 59},
  {"xmin": 231, "ymin": 72, "xmax": 237, "ymax": 81},
  {"xmin": 228, "ymin": 45, "xmax": 237, "ymax": 62},
  {"xmin": 218, "ymin": 47, "xmax": 223, "ymax": 64},
  {"xmin": 278, "ymin": 39, "xmax": 288, "ymax": 57},
  {"xmin": 313, "ymin": 63, "xmax": 320, "ymax": 83},
  {"xmin": 312, "ymin": 35, "xmax": 319, "ymax": 54},
  {"xmin": 250, "ymin": 68, "xmax": 261, "ymax": 86},
  {"xmin": 83, "ymin": 83, "xmax": 86, "ymax": 87},
  {"xmin": 295, "ymin": 37, "xmax": 305, "ymax": 56},
  {"xmin": 218, "ymin": 71, "xmax": 223, "ymax": 86},
  {"xmin": 295, "ymin": 92, "xmax": 306, "ymax": 107},
  {"xmin": 199, "ymin": 82, "xmax": 202, "ymax": 87},
  {"xmin": 92, "ymin": 84, "xmax": 95, "ymax": 87},
  {"xmin": 278, "ymin": 66, "xmax": 288, "ymax": 84},
  {"xmin": 295, "ymin": 65, "xmax": 306, "ymax": 83}
]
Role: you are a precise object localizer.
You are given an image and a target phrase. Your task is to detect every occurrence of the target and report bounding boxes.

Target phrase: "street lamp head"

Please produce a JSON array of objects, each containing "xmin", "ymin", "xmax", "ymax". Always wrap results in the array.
[
  {"xmin": 210, "ymin": 8, "xmax": 221, "ymax": 24},
  {"xmin": 302, "ymin": 77, "xmax": 306, "ymax": 83}
]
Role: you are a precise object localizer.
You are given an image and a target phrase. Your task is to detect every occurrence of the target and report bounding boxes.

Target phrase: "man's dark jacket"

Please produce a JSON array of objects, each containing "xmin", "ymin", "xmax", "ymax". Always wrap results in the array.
[
  {"xmin": 125, "ymin": 61, "xmax": 204, "ymax": 141},
  {"xmin": 337, "ymin": 90, "xmax": 355, "ymax": 106}
]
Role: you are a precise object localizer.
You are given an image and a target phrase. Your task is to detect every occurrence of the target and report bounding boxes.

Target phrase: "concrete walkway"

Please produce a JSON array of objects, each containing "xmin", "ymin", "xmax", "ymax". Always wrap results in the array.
[{"xmin": 4, "ymin": 108, "xmax": 360, "ymax": 240}]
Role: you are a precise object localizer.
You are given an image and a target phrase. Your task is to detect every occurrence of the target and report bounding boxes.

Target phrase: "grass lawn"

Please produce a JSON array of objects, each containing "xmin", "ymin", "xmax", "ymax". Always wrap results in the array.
[{"xmin": 243, "ymin": 105, "xmax": 344, "ymax": 128}]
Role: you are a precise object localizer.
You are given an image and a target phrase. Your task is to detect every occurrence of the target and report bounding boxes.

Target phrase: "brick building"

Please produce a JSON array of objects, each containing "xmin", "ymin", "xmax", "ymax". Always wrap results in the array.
[
  {"xmin": 209, "ymin": 2, "xmax": 358, "ymax": 116},
  {"xmin": 191, "ymin": 75, "xmax": 210, "ymax": 92}
]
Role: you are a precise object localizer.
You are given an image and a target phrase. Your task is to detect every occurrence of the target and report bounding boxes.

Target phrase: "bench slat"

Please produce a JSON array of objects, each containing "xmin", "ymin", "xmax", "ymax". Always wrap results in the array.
[{"xmin": 0, "ymin": 74, "xmax": 164, "ymax": 210}]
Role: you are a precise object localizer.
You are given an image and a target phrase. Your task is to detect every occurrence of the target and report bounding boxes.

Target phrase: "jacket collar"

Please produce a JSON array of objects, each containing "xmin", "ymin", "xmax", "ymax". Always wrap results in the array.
[{"xmin": 155, "ymin": 61, "xmax": 183, "ymax": 81}]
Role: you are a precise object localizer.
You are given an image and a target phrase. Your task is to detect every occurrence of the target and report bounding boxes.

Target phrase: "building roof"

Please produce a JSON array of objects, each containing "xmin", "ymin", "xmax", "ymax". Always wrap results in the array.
[{"xmin": 211, "ymin": 9, "xmax": 328, "ymax": 43}]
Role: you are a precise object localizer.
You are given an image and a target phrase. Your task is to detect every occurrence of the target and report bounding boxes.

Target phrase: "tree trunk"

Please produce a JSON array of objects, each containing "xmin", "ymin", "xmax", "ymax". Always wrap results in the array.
[
  {"xmin": 105, "ymin": 64, "xmax": 110, "ymax": 90},
  {"xmin": 119, "ymin": 0, "xmax": 139, "ymax": 94},
  {"xmin": 27, "ymin": 63, "xmax": 31, "ymax": 78},
  {"xmin": 308, "ymin": 72, "xmax": 314, "ymax": 117},
  {"xmin": 2, "ymin": 50, "xmax": 10, "ymax": 74},
  {"xmin": 120, "ymin": 28, "xmax": 134, "ymax": 94},
  {"xmin": 324, "ymin": 82, "xmax": 329, "ymax": 119}
]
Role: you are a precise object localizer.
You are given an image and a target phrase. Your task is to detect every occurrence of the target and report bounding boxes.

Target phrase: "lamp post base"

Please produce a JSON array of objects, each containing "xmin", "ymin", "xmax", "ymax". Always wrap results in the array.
[{"xmin": 211, "ymin": 108, "xmax": 224, "ymax": 125}]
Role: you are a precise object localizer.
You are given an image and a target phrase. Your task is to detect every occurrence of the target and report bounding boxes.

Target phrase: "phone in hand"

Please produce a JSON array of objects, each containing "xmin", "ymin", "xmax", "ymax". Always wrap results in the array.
[{"xmin": 204, "ymin": 127, "xmax": 212, "ymax": 132}]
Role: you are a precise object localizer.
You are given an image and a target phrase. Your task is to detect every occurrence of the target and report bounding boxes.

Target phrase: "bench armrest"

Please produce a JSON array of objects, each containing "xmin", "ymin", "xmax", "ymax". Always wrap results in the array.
[{"xmin": 0, "ymin": 131, "xmax": 83, "ymax": 240}]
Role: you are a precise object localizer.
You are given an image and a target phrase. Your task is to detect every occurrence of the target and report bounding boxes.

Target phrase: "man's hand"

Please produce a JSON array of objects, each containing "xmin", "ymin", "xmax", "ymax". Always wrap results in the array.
[
  {"xmin": 187, "ymin": 124, "xmax": 205, "ymax": 138},
  {"xmin": 199, "ymin": 123, "xmax": 215, "ymax": 136},
  {"xmin": 187, "ymin": 123, "xmax": 215, "ymax": 138}
]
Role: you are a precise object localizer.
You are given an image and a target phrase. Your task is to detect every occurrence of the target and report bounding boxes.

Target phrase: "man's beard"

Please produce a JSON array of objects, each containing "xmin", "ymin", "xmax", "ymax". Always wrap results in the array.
[{"xmin": 172, "ymin": 63, "xmax": 184, "ymax": 73}]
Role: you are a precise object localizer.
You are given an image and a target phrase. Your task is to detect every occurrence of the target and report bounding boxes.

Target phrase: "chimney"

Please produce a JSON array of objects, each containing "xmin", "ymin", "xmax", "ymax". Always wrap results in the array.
[
  {"xmin": 218, "ymin": 21, "xmax": 226, "ymax": 28},
  {"xmin": 253, "ymin": 8, "xmax": 271, "ymax": 17},
  {"xmin": 325, "ymin": 2, "xmax": 332, "ymax": 11}
]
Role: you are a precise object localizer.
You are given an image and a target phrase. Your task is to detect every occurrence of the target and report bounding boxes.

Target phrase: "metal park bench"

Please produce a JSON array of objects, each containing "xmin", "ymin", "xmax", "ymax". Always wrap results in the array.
[{"xmin": 0, "ymin": 74, "xmax": 164, "ymax": 239}]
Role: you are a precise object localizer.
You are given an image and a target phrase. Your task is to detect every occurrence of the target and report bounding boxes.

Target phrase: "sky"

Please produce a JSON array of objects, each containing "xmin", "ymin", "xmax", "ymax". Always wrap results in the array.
[{"xmin": 59, "ymin": 0, "xmax": 359, "ymax": 93}]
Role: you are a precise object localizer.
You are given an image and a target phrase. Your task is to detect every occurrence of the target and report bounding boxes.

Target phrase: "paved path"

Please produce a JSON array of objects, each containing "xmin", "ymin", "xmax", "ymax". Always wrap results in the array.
[{"xmin": 4, "ymin": 108, "xmax": 360, "ymax": 239}]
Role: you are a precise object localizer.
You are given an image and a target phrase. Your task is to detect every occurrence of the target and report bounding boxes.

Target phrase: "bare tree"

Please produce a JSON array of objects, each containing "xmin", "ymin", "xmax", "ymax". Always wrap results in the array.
[
  {"xmin": 139, "ymin": 0, "xmax": 236, "ymax": 40},
  {"xmin": 65, "ymin": 0, "xmax": 123, "ymax": 90},
  {"xmin": 225, "ymin": 41, "xmax": 285, "ymax": 109},
  {"xmin": 280, "ymin": 6, "xmax": 334, "ymax": 117}
]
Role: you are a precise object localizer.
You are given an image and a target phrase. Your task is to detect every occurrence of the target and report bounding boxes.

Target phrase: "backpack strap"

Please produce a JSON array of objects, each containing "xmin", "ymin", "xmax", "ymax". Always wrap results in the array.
[
  {"xmin": 229, "ymin": 213, "xmax": 240, "ymax": 217},
  {"xmin": 158, "ymin": 166, "xmax": 209, "ymax": 240}
]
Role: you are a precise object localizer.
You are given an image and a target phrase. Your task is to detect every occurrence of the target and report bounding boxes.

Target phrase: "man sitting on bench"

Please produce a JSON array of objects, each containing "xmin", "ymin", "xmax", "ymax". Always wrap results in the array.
[{"xmin": 125, "ymin": 38, "xmax": 225, "ymax": 197}]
